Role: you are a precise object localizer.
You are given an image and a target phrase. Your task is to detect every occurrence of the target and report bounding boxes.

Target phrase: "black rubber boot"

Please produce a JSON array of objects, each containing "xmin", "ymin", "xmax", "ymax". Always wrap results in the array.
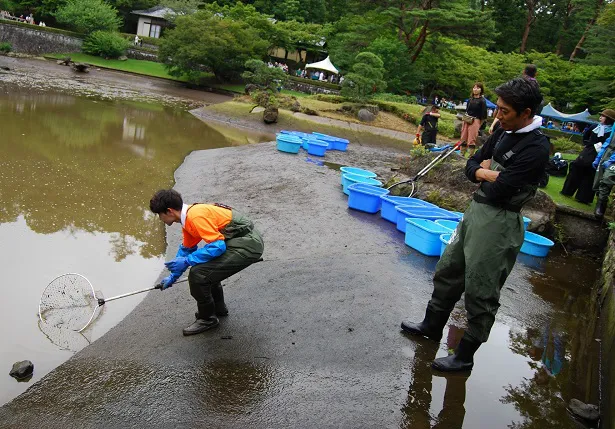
[
  {"xmin": 594, "ymin": 199, "xmax": 607, "ymax": 219},
  {"xmin": 431, "ymin": 334, "xmax": 481, "ymax": 372},
  {"xmin": 401, "ymin": 308, "xmax": 449, "ymax": 342},
  {"xmin": 182, "ymin": 316, "xmax": 219, "ymax": 336}
]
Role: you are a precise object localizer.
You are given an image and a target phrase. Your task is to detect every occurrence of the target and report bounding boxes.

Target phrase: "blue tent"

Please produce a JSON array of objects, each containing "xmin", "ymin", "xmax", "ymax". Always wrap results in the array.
[{"xmin": 539, "ymin": 102, "xmax": 595, "ymax": 123}]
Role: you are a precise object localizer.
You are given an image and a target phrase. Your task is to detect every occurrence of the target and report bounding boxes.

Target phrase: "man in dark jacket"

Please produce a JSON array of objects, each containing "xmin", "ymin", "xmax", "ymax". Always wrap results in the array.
[{"xmin": 401, "ymin": 78, "xmax": 550, "ymax": 372}]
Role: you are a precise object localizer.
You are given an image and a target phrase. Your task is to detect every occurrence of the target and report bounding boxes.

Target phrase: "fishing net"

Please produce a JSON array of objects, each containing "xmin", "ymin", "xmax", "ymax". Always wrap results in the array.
[{"xmin": 39, "ymin": 273, "xmax": 99, "ymax": 332}]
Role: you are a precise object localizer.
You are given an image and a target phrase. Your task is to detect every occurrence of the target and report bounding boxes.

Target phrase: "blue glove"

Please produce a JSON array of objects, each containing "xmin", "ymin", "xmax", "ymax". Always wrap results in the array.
[
  {"xmin": 604, "ymin": 161, "xmax": 613, "ymax": 169},
  {"xmin": 159, "ymin": 274, "xmax": 177, "ymax": 290},
  {"xmin": 176, "ymin": 245, "xmax": 197, "ymax": 258},
  {"xmin": 165, "ymin": 256, "xmax": 190, "ymax": 273}
]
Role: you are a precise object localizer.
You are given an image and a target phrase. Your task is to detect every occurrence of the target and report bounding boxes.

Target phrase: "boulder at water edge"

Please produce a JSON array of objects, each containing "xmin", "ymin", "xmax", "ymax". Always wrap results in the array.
[
  {"xmin": 263, "ymin": 106, "xmax": 278, "ymax": 124},
  {"xmin": 10, "ymin": 360, "xmax": 33, "ymax": 380}
]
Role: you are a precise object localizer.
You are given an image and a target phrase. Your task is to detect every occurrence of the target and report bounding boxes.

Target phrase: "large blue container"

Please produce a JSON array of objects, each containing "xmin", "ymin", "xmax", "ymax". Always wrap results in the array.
[
  {"xmin": 520, "ymin": 231, "xmax": 555, "ymax": 257},
  {"xmin": 276, "ymin": 134, "xmax": 302, "ymax": 154},
  {"xmin": 404, "ymin": 218, "xmax": 452, "ymax": 256},
  {"xmin": 280, "ymin": 130, "xmax": 311, "ymax": 139},
  {"xmin": 342, "ymin": 173, "xmax": 382, "ymax": 195},
  {"xmin": 380, "ymin": 196, "xmax": 437, "ymax": 223},
  {"xmin": 306, "ymin": 140, "xmax": 328, "ymax": 156},
  {"xmin": 347, "ymin": 183, "xmax": 390, "ymax": 213},
  {"xmin": 395, "ymin": 205, "xmax": 458, "ymax": 232},
  {"xmin": 339, "ymin": 167, "xmax": 376, "ymax": 185},
  {"xmin": 439, "ymin": 233, "xmax": 452, "ymax": 256},
  {"xmin": 434, "ymin": 219, "xmax": 459, "ymax": 232},
  {"xmin": 312, "ymin": 132, "xmax": 350, "ymax": 151},
  {"xmin": 450, "ymin": 211, "xmax": 464, "ymax": 221}
]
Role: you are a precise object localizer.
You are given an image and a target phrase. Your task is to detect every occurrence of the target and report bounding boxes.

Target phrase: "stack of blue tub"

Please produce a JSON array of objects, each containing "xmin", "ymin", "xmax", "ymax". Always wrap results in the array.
[
  {"xmin": 380, "ymin": 196, "xmax": 436, "ymax": 223},
  {"xmin": 276, "ymin": 133, "xmax": 303, "ymax": 154},
  {"xmin": 395, "ymin": 205, "xmax": 459, "ymax": 233},
  {"xmin": 405, "ymin": 219, "xmax": 452, "ymax": 256},
  {"xmin": 340, "ymin": 167, "xmax": 381, "ymax": 196},
  {"xmin": 347, "ymin": 183, "xmax": 389, "ymax": 213},
  {"xmin": 312, "ymin": 132, "xmax": 350, "ymax": 151}
]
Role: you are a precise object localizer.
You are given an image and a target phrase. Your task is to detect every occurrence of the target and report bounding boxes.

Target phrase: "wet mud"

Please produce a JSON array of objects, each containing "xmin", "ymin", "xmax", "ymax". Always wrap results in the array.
[{"xmin": 0, "ymin": 141, "xmax": 600, "ymax": 428}]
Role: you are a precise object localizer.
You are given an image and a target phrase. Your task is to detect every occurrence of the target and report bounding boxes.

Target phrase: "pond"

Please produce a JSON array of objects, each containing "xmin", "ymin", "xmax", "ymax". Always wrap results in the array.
[{"xmin": 0, "ymin": 87, "xmax": 272, "ymax": 405}]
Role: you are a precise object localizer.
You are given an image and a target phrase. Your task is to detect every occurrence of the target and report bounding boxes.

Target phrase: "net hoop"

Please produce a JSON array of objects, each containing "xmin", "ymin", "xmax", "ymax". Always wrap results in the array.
[{"xmin": 38, "ymin": 273, "xmax": 98, "ymax": 332}]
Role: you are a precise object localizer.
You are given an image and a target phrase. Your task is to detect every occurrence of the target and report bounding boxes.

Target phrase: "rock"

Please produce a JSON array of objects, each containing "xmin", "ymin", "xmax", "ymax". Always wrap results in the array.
[
  {"xmin": 301, "ymin": 107, "xmax": 318, "ymax": 116},
  {"xmin": 118, "ymin": 56, "xmax": 128, "ymax": 61},
  {"xmin": 362, "ymin": 105, "xmax": 379, "ymax": 115},
  {"xmin": 71, "ymin": 63, "xmax": 89, "ymax": 73},
  {"xmin": 10, "ymin": 360, "xmax": 33, "ymax": 380},
  {"xmin": 568, "ymin": 398, "xmax": 599, "ymax": 423},
  {"xmin": 358, "ymin": 108, "xmax": 376, "ymax": 122},
  {"xmin": 244, "ymin": 83, "xmax": 259, "ymax": 95},
  {"xmin": 522, "ymin": 190, "xmax": 557, "ymax": 234},
  {"xmin": 251, "ymin": 106, "xmax": 265, "ymax": 114},
  {"xmin": 290, "ymin": 100, "xmax": 301, "ymax": 112},
  {"xmin": 263, "ymin": 106, "xmax": 278, "ymax": 124}
]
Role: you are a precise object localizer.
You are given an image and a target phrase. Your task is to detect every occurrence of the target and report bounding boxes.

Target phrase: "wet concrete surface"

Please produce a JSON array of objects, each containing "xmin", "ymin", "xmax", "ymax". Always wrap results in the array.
[{"xmin": 0, "ymin": 141, "xmax": 599, "ymax": 427}]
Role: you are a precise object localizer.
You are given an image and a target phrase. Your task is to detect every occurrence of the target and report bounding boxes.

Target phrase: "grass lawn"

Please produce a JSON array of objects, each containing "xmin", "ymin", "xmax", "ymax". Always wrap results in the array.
[{"xmin": 47, "ymin": 53, "xmax": 190, "ymax": 81}]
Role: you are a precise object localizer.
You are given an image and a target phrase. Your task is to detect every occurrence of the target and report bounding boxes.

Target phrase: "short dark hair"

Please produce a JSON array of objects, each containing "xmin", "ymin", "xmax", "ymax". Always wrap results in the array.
[
  {"xmin": 471, "ymin": 82, "xmax": 484, "ymax": 96},
  {"xmin": 150, "ymin": 189, "xmax": 183, "ymax": 213},
  {"xmin": 524, "ymin": 64, "xmax": 537, "ymax": 78},
  {"xmin": 494, "ymin": 77, "xmax": 543, "ymax": 117},
  {"xmin": 430, "ymin": 104, "xmax": 439, "ymax": 111}
]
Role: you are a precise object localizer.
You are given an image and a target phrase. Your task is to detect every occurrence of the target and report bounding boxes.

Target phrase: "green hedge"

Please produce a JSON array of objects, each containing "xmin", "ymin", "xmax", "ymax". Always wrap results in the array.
[
  {"xmin": 120, "ymin": 33, "xmax": 161, "ymax": 46},
  {"xmin": 541, "ymin": 127, "xmax": 583, "ymax": 144},
  {"xmin": 0, "ymin": 19, "xmax": 84, "ymax": 38},
  {"xmin": 288, "ymin": 75, "xmax": 341, "ymax": 90}
]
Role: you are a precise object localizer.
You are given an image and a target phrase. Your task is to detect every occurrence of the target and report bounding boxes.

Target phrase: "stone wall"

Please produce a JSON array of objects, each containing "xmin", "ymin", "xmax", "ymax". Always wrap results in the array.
[
  {"xmin": 125, "ymin": 48, "xmax": 158, "ymax": 62},
  {"xmin": 284, "ymin": 79, "xmax": 340, "ymax": 95},
  {"xmin": 597, "ymin": 231, "xmax": 615, "ymax": 429},
  {"xmin": 0, "ymin": 22, "xmax": 82, "ymax": 55}
]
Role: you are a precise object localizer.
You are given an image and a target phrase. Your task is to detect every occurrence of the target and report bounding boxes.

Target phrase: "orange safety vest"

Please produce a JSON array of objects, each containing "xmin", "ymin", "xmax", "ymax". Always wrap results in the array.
[{"xmin": 182, "ymin": 204, "xmax": 232, "ymax": 248}]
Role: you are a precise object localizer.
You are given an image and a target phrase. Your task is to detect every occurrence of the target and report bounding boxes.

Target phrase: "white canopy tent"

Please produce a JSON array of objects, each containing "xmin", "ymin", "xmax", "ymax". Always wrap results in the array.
[{"xmin": 305, "ymin": 56, "xmax": 339, "ymax": 74}]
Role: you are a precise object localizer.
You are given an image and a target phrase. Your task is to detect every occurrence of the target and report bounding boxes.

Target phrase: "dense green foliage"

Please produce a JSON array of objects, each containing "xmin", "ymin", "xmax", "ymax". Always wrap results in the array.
[
  {"xmin": 82, "ymin": 31, "xmax": 130, "ymax": 58},
  {"xmin": 0, "ymin": 42, "xmax": 12, "ymax": 53},
  {"xmin": 54, "ymin": 0, "xmax": 122, "ymax": 34},
  {"xmin": 341, "ymin": 52, "xmax": 386, "ymax": 101},
  {"xmin": 6, "ymin": 0, "xmax": 614, "ymax": 112},
  {"xmin": 241, "ymin": 59, "xmax": 288, "ymax": 91}
]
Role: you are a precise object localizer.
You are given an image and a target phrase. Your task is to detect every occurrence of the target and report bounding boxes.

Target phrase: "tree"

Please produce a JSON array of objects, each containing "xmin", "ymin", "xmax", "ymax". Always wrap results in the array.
[
  {"xmin": 584, "ymin": 1, "xmax": 615, "ymax": 65},
  {"xmin": 158, "ymin": 10, "xmax": 270, "ymax": 80},
  {"xmin": 241, "ymin": 59, "xmax": 288, "ymax": 91},
  {"xmin": 341, "ymin": 51, "xmax": 386, "ymax": 100},
  {"xmin": 569, "ymin": 0, "xmax": 605, "ymax": 61},
  {"xmin": 54, "ymin": 0, "xmax": 122, "ymax": 34}
]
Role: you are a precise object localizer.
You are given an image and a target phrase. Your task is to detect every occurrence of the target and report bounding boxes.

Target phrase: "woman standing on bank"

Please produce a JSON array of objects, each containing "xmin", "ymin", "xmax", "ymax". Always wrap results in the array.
[{"xmin": 460, "ymin": 82, "xmax": 488, "ymax": 156}]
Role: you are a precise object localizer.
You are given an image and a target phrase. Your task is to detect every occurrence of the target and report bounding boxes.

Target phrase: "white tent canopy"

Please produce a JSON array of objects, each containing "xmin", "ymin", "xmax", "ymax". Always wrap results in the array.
[{"xmin": 305, "ymin": 56, "xmax": 339, "ymax": 74}]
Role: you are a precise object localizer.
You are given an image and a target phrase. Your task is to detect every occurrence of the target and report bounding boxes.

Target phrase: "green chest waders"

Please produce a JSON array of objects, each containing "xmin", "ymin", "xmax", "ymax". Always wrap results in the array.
[
  {"xmin": 427, "ymin": 140, "xmax": 533, "ymax": 343},
  {"xmin": 593, "ymin": 144, "xmax": 615, "ymax": 193}
]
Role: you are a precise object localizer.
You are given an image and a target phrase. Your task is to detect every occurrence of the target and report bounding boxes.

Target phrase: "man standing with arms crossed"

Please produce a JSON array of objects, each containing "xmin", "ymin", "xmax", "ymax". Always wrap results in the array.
[{"xmin": 401, "ymin": 77, "xmax": 550, "ymax": 372}]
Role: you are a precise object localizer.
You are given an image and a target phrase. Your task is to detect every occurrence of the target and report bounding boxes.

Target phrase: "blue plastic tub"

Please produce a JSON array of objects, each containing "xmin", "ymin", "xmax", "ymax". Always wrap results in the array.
[
  {"xmin": 276, "ymin": 134, "xmax": 302, "ymax": 154},
  {"xmin": 380, "ymin": 196, "xmax": 438, "ymax": 223},
  {"xmin": 450, "ymin": 211, "xmax": 464, "ymax": 221},
  {"xmin": 404, "ymin": 218, "xmax": 452, "ymax": 256},
  {"xmin": 520, "ymin": 231, "xmax": 555, "ymax": 257},
  {"xmin": 434, "ymin": 219, "xmax": 459, "ymax": 232},
  {"xmin": 439, "ymin": 233, "xmax": 452, "ymax": 256},
  {"xmin": 347, "ymin": 183, "xmax": 390, "ymax": 213},
  {"xmin": 306, "ymin": 140, "xmax": 328, "ymax": 157},
  {"xmin": 280, "ymin": 130, "xmax": 311, "ymax": 138},
  {"xmin": 395, "ymin": 206, "xmax": 459, "ymax": 232},
  {"xmin": 523, "ymin": 216, "xmax": 531, "ymax": 230},
  {"xmin": 312, "ymin": 132, "xmax": 350, "ymax": 151},
  {"xmin": 342, "ymin": 173, "xmax": 383, "ymax": 195},
  {"xmin": 339, "ymin": 167, "xmax": 376, "ymax": 185}
]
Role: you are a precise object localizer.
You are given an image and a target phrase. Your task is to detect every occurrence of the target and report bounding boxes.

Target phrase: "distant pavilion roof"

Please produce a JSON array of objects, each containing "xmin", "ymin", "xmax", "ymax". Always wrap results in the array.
[{"xmin": 131, "ymin": 6, "xmax": 176, "ymax": 19}]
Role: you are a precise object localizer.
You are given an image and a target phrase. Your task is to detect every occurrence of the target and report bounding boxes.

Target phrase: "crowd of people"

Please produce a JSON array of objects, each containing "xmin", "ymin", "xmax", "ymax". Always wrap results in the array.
[{"xmin": 1, "ymin": 10, "xmax": 46, "ymax": 26}]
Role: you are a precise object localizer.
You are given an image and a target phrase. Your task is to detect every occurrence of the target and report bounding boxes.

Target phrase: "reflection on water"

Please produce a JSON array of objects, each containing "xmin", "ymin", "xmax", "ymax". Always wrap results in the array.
[
  {"xmin": 0, "ymin": 89, "xmax": 271, "ymax": 405},
  {"xmin": 400, "ymin": 251, "xmax": 600, "ymax": 429}
]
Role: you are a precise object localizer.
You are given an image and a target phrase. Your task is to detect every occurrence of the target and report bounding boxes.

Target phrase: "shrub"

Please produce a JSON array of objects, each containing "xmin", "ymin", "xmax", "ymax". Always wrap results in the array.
[
  {"xmin": 54, "ymin": 0, "xmax": 122, "ymax": 34},
  {"xmin": 241, "ymin": 59, "xmax": 288, "ymax": 92},
  {"xmin": 313, "ymin": 94, "xmax": 346, "ymax": 103},
  {"xmin": 82, "ymin": 31, "xmax": 130, "ymax": 58},
  {"xmin": 552, "ymin": 137, "xmax": 583, "ymax": 154},
  {"xmin": 0, "ymin": 42, "xmax": 11, "ymax": 53},
  {"xmin": 375, "ymin": 93, "xmax": 418, "ymax": 104}
]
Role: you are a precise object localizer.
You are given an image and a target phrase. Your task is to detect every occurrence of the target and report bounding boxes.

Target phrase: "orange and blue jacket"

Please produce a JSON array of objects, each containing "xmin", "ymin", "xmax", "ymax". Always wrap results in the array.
[{"xmin": 177, "ymin": 203, "xmax": 232, "ymax": 265}]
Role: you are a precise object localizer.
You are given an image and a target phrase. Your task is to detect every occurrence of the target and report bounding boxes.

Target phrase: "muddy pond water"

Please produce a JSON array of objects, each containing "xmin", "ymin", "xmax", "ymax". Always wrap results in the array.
[{"xmin": 0, "ymin": 87, "xmax": 271, "ymax": 405}]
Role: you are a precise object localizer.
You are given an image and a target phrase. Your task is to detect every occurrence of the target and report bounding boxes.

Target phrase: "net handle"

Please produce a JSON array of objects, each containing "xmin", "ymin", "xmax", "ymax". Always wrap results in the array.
[{"xmin": 99, "ymin": 277, "xmax": 188, "ymax": 305}]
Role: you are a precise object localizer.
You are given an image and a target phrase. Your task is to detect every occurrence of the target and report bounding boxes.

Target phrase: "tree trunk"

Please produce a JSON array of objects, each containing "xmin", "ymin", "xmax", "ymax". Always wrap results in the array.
[
  {"xmin": 570, "ymin": 0, "xmax": 604, "ymax": 61},
  {"xmin": 410, "ymin": 24, "xmax": 429, "ymax": 63},
  {"xmin": 520, "ymin": 0, "xmax": 536, "ymax": 54}
]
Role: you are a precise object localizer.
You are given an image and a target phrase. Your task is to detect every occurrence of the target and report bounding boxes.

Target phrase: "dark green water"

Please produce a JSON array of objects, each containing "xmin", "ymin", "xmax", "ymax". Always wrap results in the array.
[{"xmin": 0, "ymin": 89, "xmax": 271, "ymax": 405}]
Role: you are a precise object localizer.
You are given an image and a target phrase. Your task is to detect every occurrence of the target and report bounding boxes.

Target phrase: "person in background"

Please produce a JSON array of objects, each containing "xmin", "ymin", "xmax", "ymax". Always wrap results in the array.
[
  {"xmin": 459, "ymin": 82, "xmax": 488, "ymax": 156},
  {"xmin": 401, "ymin": 77, "xmax": 549, "ymax": 372},
  {"xmin": 150, "ymin": 189, "xmax": 264, "ymax": 336},
  {"xmin": 416, "ymin": 105, "xmax": 441, "ymax": 146},
  {"xmin": 561, "ymin": 111, "xmax": 615, "ymax": 204},
  {"xmin": 592, "ymin": 114, "xmax": 615, "ymax": 218}
]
